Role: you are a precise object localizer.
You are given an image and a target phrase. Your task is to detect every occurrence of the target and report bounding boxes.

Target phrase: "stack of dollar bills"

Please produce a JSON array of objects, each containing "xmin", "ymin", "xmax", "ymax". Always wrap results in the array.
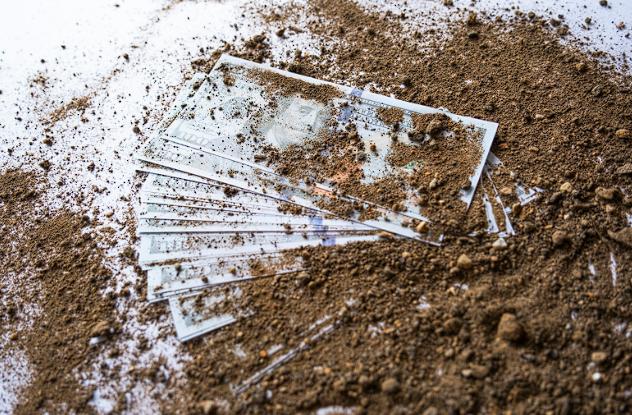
[{"xmin": 134, "ymin": 55, "xmax": 499, "ymax": 341}]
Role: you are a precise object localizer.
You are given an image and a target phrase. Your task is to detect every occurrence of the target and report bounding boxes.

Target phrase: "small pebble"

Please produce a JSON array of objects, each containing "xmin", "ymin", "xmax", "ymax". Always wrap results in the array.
[
  {"xmin": 615, "ymin": 129, "xmax": 630, "ymax": 139},
  {"xmin": 552, "ymin": 230, "xmax": 568, "ymax": 246},
  {"xmin": 229, "ymin": 266, "xmax": 237, "ymax": 274},
  {"xmin": 560, "ymin": 182, "xmax": 573, "ymax": 192},
  {"xmin": 595, "ymin": 187, "xmax": 615, "ymax": 200},
  {"xmin": 200, "ymin": 400, "xmax": 217, "ymax": 415},
  {"xmin": 591, "ymin": 351, "xmax": 608, "ymax": 365},
  {"xmin": 416, "ymin": 221, "xmax": 429, "ymax": 233},
  {"xmin": 497, "ymin": 313, "xmax": 523, "ymax": 341},
  {"xmin": 457, "ymin": 254, "xmax": 473, "ymax": 269},
  {"xmin": 381, "ymin": 377, "xmax": 401, "ymax": 394},
  {"xmin": 591, "ymin": 85, "xmax": 603, "ymax": 96},
  {"xmin": 492, "ymin": 238, "xmax": 508, "ymax": 251}
]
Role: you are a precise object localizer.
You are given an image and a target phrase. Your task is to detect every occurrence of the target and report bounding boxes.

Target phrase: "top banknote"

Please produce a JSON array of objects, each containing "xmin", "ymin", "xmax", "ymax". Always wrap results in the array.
[{"xmin": 138, "ymin": 54, "xmax": 498, "ymax": 240}]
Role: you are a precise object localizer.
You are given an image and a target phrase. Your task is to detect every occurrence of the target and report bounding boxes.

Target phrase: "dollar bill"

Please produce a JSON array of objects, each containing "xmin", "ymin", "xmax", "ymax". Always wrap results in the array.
[
  {"xmin": 169, "ymin": 287, "xmax": 248, "ymax": 341},
  {"xmin": 162, "ymin": 54, "xmax": 497, "ymax": 210},
  {"xmin": 139, "ymin": 199, "xmax": 372, "ymax": 229},
  {"xmin": 141, "ymin": 192, "xmax": 288, "ymax": 217},
  {"xmin": 137, "ymin": 217, "xmax": 373, "ymax": 234},
  {"xmin": 141, "ymin": 173, "xmax": 301, "ymax": 214},
  {"xmin": 147, "ymin": 253, "xmax": 303, "ymax": 302},
  {"xmin": 138, "ymin": 231, "xmax": 382, "ymax": 267}
]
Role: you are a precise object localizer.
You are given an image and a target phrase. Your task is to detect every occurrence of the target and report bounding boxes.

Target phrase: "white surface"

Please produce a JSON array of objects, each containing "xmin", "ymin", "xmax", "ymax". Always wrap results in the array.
[{"xmin": 0, "ymin": 0, "xmax": 630, "ymax": 413}]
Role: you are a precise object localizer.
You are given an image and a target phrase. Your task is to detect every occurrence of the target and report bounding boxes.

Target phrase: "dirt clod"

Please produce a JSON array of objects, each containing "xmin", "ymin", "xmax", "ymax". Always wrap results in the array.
[{"xmin": 497, "ymin": 313, "xmax": 523, "ymax": 342}]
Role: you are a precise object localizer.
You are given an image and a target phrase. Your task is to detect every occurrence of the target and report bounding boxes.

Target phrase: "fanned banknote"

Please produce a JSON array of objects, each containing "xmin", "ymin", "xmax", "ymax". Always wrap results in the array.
[{"xmin": 134, "ymin": 55, "xmax": 499, "ymax": 341}]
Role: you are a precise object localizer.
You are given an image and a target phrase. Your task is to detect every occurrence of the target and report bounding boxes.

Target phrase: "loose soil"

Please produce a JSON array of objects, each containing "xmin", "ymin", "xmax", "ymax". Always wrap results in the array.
[
  {"xmin": 179, "ymin": 1, "xmax": 632, "ymax": 415},
  {"xmin": 0, "ymin": 170, "xmax": 138, "ymax": 414}
]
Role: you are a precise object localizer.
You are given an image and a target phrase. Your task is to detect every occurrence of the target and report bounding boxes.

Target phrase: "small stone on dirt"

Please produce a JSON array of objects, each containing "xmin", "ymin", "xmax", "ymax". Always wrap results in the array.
[
  {"xmin": 615, "ymin": 129, "xmax": 630, "ymax": 139},
  {"xmin": 492, "ymin": 238, "xmax": 508, "ymax": 251},
  {"xmin": 469, "ymin": 364, "xmax": 491, "ymax": 379},
  {"xmin": 381, "ymin": 377, "xmax": 401, "ymax": 394},
  {"xmin": 497, "ymin": 313, "xmax": 523, "ymax": 342},
  {"xmin": 591, "ymin": 85, "xmax": 603, "ymax": 96},
  {"xmin": 552, "ymin": 230, "xmax": 568, "ymax": 246},
  {"xmin": 443, "ymin": 317, "xmax": 462, "ymax": 335},
  {"xmin": 591, "ymin": 351, "xmax": 609, "ymax": 365},
  {"xmin": 595, "ymin": 187, "xmax": 615, "ymax": 200},
  {"xmin": 560, "ymin": 182, "xmax": 572, "ymax": 193},
  {"xmin": 416, "ymin": 221, "xmax": 429, "ymax": 233},
  {"xmin": 616, "ymin": 163, "xmax": 632, "ymax": 175},
  {"xmin": 499, "ymin": 187, "xmax": 512, "ymax": 196},
  {"xmin": 426, "ymin": 120, "xmax": 443, "ymax": 136},
  {"xmin": 457, "ymin": 254, "xmax": 473, "ymax": 269}
]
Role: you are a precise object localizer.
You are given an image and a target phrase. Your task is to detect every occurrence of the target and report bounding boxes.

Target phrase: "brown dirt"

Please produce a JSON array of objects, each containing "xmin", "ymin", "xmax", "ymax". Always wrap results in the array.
[
  {"xmin": 177, "ymin": 1, "xmax": 632, "ymax": 415},
  {"xmin": 253, "ymin": 68, "xmax": 344, "ymax": 105},
  {"xmin": 376, "ymin": 107, "xmax": 404, "ymax": 126},
  {"xmin": 0, "ymin": 170, "xmax": 125, "ymax": 414}
]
